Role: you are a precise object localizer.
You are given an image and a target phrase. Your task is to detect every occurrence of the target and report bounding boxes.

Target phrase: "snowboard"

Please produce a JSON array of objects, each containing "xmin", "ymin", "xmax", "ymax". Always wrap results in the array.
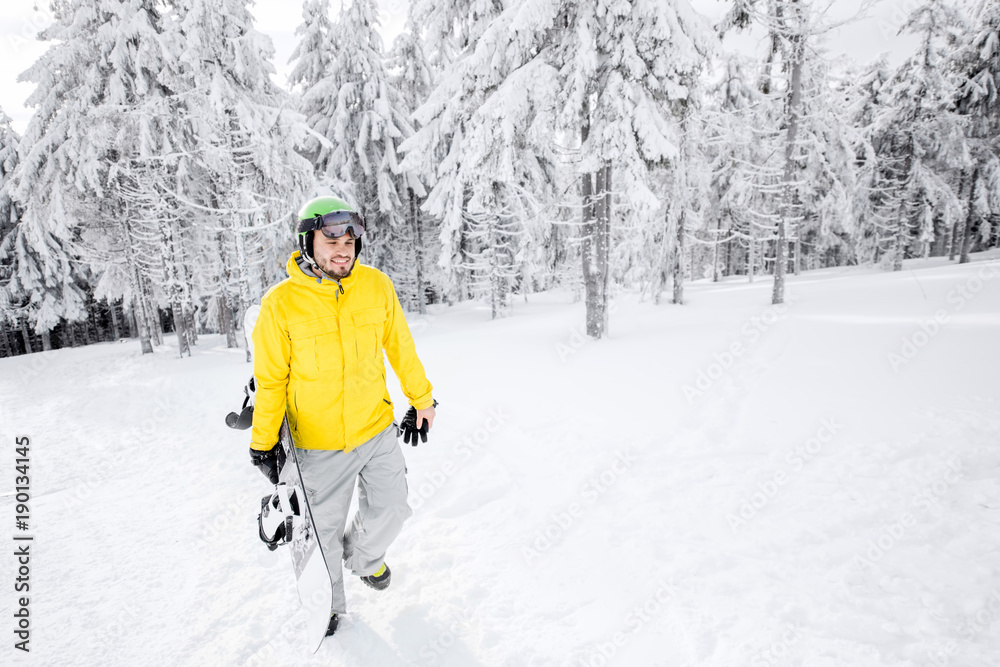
[{"xmin": 227, "ymin": 305, "xmax": 335, "ymax": 653}]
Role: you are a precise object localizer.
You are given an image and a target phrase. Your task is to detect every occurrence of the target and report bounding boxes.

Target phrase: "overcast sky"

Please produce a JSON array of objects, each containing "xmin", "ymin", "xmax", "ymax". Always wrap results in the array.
[{"xmin": 0, "ymin": 0, "xmax": 922, "ymax": 135}]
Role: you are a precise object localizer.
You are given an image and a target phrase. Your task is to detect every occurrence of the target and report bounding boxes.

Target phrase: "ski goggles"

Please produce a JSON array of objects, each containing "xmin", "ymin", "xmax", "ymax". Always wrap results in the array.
[{"xmin": 306, "ymin": 210, "xmax": 366, "ymax": 238}]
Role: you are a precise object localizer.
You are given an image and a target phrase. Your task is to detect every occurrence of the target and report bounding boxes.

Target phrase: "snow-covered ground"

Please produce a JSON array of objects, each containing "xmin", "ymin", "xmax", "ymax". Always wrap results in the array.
[{"xmin": 2, "ymin": 253, "xmax": 1000, "ymax": 667}]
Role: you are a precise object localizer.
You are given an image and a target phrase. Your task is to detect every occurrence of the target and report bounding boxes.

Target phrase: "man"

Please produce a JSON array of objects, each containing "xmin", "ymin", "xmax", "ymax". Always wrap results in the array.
[{"xmin": 249, "ymin": 195, "xmax": 436, "ymax": 636}]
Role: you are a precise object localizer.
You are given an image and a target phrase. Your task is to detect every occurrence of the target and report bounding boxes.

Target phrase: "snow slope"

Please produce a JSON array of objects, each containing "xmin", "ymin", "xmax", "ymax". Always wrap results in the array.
[{"xmin": 2, "ymin": 253, "xmax": 999, "ymax": 667}]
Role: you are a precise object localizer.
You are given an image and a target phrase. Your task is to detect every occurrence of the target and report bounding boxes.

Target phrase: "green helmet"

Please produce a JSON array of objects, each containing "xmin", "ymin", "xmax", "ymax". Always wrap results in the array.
[{"xmin": 296, "ymin": 196, "xmax": 365, "ymax": 268}]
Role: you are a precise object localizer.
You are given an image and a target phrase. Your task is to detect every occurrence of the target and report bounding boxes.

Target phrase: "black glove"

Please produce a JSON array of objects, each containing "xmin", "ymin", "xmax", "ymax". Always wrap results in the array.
[
  {"xmin": 250, "ymin": 443, "xmax": 286, "ymax": 484},
  {"xmin": 400, "ymin": 400, "xmax": 438, "ymax": 446}
]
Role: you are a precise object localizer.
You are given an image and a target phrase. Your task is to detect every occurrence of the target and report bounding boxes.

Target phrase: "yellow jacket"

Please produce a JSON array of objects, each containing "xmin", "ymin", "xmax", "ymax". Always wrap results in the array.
[{"xmin": 250, "ymin": 253, "xmax": 434, "ymax": 452}]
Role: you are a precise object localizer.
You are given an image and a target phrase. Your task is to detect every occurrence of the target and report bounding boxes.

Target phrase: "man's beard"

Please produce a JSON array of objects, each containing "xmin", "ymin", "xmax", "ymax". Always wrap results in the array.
[{"xmin": 319, "ymin": 257, "xmax": 355, "ymax": 280}]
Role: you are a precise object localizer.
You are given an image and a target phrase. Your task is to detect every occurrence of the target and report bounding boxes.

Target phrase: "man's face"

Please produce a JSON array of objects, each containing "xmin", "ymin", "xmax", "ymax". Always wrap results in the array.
[{"xmin": 312, "ymin": 232, "xmax": 356, "ymax": 280}]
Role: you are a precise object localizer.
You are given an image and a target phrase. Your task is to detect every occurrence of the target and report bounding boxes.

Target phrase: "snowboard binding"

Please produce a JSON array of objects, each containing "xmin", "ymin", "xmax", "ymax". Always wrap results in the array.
[
  {"xmin": 258, "ymin": 483, "xmax": 303, "ymax": 551},
  {"xmin": 225, "ymin": 376, "xmax": 256, "ymax": 430}
]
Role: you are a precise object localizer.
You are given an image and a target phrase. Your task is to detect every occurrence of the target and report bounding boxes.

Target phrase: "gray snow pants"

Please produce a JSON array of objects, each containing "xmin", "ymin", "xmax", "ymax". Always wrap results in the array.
[{"xmin": 295, "ymin": 424, "xmax": 412, "ymax": 614}]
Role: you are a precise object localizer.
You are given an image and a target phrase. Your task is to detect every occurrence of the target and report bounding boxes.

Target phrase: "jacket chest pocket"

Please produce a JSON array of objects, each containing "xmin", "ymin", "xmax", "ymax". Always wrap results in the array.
[
  {"xmin": 312, "ymin": 332, "xmax": 343, "ymax": 372},
  {"xmin": 288, "ymin": 317, "xmax": 341, "ymax": 375},
  {"xmin": 352, "ymin": 307, "xmax": 386, "ymax": 381}
]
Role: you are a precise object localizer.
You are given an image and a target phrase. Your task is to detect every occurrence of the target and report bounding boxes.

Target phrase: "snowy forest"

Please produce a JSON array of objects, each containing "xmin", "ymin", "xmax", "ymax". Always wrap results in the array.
[{"xmin": 1, "ymin": 0, "xmax": 999, "ymax": 358}]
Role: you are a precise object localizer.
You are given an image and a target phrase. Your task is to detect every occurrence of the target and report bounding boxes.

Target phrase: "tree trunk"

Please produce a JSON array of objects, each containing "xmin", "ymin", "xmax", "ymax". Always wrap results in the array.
[
  {"xmin": 773, "ymin": 71, "xmax": 801, "ymax": 302},
  {"xmin": 234, "ymin": 219, "xmax": 251, "ymax": 321},
  {"xmin": 581, "ymin": 167, "xmax": 600, "ymax": 337},
  {"xmin": 84, "ymin": 302, "xmax": 96, "ymax": 345},
  {"xmin": 0, "ymin": 322, "xmax": 11, "ymax": 358},
  {"xmin": 149, "ymin": 302, "xmax": 164, "ymax": 347},
  {"xmin": 673, "ymin": 204, "xmax": 686, "ymax": 305},
  {"xmin": 41, "ymin": 330, "xmax": 52, "ymax": 351},
  {"xmin": 724, "ymin": 213, "xmax": 735, "ymax": 279},
  {"xmin": 773, "ymin": 2, "xmax": 805, "ymax": 304},
  {"xmin": 893, "ymin": 143, "xmax": 917, "ymax": 272},
  {"xmin": 601, "ymin": 163, "xmax": 611, "ymax": 329},
  {"xmin": 793, "ymin": 222, "xmax": 801, "ymax": 276},
  {"xmin": 931, "ymin": 214, "xmax": 946, "ymax": 257},
  {"xmin": 132, "ymin": 298, "xmax": 153, "ymax": 354},
  {"xmin": 126, "ymin": 249, "xmax": 154, "ymax": 353},
  {"xmin": 187, "ymin": 307, "xmax": 198, "ymax": 346},
  {"xmin": 587, "ymin": 161, "xmax": 611, "ymax": 336},
  {"xmin": 73, "ymin": 320, "xmax": 82, "ymax": 347},
  {"xmin": 960, "ymin": 167, "xmax": 980, "ymax": 265},
  {"xmin": 653, "ymin": 206, "xmax": 669, "ymax": 306},
  {"xmin": 145, "ymin": 304, "xmax": 160, "ymax": 349},
  {"xmin": 161, "ymin": 218, "xmax": 191, "ymax": 357},
  {"xmin": 19, "ymin": 319, "xmax": 33, "ymax": 354},
  {"xmin": 172, "ymin": 303, "xmax": 191, "ymax": 358},
  {"xmin": 892, "ymin": 203, "xmax": 907, "ymax": 272},
  {"xmin": 216, "ymin": 232, "xmax": 240, "ymax": 349},
  {"xmin": 410, "ymin": 188, "xmax": 427, "ymax": 315},
  {"xmin": 748, "ymin": 220, "xmax": 756, "ymax": 283},
  {"xmin": 581, "ymin": 103, "xmax": 608, "ymax": 340},
  {"xmin": 109, "ymin": 300, "xmax": 121, "ymax": 341},
  {"xmin": 673, "ymin": 114, "xmax": 690, "ymax": 304},
  {"xmin": 219, "ymin": 295, "xmax": 238, "ymax": 349},
  {"xmin": 949, "ymin": 171, "xmax": 967, "ymax": 261},
  {"xmin": 713, "ymin": 214, "xmax": 722, "ymax": 283}
]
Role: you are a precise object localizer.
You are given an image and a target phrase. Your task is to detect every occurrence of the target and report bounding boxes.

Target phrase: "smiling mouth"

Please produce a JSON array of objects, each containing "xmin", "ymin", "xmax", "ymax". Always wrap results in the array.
[{"xmin": 331, "ymin": 257, "xmax": 351, "ymax": 265}]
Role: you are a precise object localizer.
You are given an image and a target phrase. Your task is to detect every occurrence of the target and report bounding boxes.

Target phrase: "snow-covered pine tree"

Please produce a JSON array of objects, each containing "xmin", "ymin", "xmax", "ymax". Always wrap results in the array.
[
  {"xmin": 557, "ymin": 0, "xmax": 715, "ymax": 330},
  {"xmin": 401, "ymin": 0, "xmax": 507, "ymax": 307},
  {"xmin": 848, "ymin": 57, "xmax": 899, "ymax": 265},
  {"xmin": 408, "ymin": 0, "xmax": 713, "ymax": 325},
  {"xmin": 100, "ymin": 0, "xmax": 196, "ymax": 356},
  {"xmin": 952, "ymin": 0, "xmax": 1000, "ymax": 260},
  {"xmin": 293, "ymin": 0, "xmax": 418, "ymax": 301},
  {"xmin": 408, "ymin": 0, "xmax": 504, "ymax": 72},
  {"xmin": 9, "ymin": 0, "xmax": 164, "ymax": 352},
  {"xmin": 784, "ymin": 53, "xmax": 857, "ymax": 274},
  {"xmin": 172, "ymin": 0, "xmax": 311, "ymax": 351},
  {"xmin": 702, "ymin": 57, "xmax": 778, "ymax": 283},
  {"xmin": 877, "ymin": 0, "xmax": 969, "ymax": 270},
  {"xmin": 656, "ymin": 108, "xmax": 708, "ymax": 306},
  {"xmin": 0, "ymin": 107, "xmax": 26, "ymax": 356},
  {"xmin": 288, "ymin": 0, "xmax": 339, "ymax": 177},
  {"xmin": 387, "ymin": 30, "xmax": 435, "ymax": 312},
  {"xmin": 412, "ymin": 0, "xmax": 562, "ymax": 318},
  {"xmin": 723, "ymin": 0, "xmax": 859, "ymax": 301},
  {"xmin": 765, "ymin": 0, "xmax": 807, "ymax": 304}
]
